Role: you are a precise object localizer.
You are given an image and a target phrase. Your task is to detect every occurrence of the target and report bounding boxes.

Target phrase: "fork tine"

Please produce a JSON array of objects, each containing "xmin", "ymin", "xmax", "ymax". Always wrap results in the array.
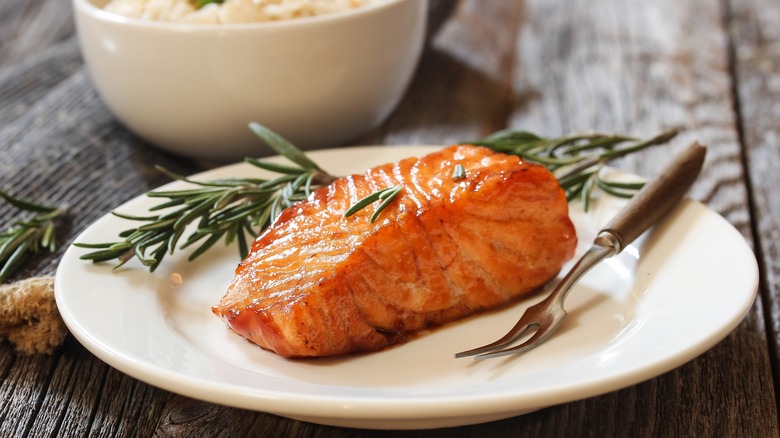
[
  {"xmin": 472, "ymin": 322, "xmax": 555, "ymax": 360},
  {"xmin": 454, "ymin": 312, "xmax": 539, "ymax": 358}
]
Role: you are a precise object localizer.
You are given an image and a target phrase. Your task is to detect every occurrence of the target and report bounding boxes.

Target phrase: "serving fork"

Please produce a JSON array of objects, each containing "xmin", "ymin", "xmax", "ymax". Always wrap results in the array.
[{"xmin": 456, "ymin": 142, "xmax": 707, "ymax": 360}]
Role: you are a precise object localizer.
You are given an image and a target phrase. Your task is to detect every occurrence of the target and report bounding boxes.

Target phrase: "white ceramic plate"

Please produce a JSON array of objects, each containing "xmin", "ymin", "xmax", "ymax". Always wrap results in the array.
[{"xmin": 55, "ymin": 146, "xmax": 758, "ymax": 430}]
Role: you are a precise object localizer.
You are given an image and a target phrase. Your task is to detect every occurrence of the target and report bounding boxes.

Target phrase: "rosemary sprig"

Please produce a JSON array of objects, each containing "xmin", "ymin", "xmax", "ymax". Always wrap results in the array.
[
  {"xmin": 345, "ymin": 129, "xmax": 679, "ymax": 218},
  {"xmin": 465, "ymin": 128, "xmax": 679, "ymax": 209},
  {"xmin": 76, "ymin": 123, "xmax": 336, "ymax": 271},
  {"xmin": 77, "ymin": 124, "xmax": 678, "ymax": 272},
  {"xmin": 0, "ymin": 190, "xmax": 63, "ymax": 283}
]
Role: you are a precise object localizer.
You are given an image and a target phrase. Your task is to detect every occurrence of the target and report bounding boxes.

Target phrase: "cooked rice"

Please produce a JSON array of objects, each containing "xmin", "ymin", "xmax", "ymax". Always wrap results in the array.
[{"xmin": 103, "ymin": 0, "xmax": 372, "ymax": 24}]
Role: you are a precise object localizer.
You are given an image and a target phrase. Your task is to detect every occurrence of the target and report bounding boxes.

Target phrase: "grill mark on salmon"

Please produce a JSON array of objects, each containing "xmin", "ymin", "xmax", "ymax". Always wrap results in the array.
[{"xmin": 213, "ymin": 145, "xmax": 577, "ymax": 358}]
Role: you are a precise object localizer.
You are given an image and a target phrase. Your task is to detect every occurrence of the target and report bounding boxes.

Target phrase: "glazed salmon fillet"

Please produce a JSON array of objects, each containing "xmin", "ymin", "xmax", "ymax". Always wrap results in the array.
[{"xmin": 213, "ymin": 145, "xmax": 577, "ymax": 358}]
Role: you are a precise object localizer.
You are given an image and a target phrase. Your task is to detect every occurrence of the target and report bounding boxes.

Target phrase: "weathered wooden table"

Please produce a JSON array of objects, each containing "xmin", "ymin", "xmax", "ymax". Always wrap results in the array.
[{"xmin": 2, "ymin": 0, "xmax": 778, "ymax": 436}]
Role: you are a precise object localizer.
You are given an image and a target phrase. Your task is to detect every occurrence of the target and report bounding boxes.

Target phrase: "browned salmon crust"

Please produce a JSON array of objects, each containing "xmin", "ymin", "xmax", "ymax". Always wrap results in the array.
[{"xmin": 213, "ymin": 145, "xmax": 577, "ymax": 357}]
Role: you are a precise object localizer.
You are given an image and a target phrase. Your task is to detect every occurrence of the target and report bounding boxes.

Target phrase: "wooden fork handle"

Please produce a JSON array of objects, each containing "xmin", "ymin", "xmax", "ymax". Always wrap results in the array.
[{"xmin": 601, "ymin": 142, "xmax": 707, "ymax": 252}]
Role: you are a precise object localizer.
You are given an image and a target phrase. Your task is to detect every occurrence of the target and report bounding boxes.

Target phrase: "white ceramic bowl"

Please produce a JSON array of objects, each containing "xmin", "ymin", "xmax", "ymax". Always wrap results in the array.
[{"xmin": 73, "ymin": 0, "xmax": 427, "ymax": 160}]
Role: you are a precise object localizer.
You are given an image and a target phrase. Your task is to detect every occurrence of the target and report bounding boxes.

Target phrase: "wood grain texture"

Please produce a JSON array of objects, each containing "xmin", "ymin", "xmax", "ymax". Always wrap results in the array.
[
  {"xmin": 507, "ymin": 0, "xmax": 776, "ymax": 435},
  {"xmin": 355, "ymin": 0, "xmax": 524, "ymax": 145},
  {"xmin": 0, "ymin": 0, "xmax": 75, "ymax": 70},
  {"xmin": 0, "ymin": 0, "xmax": 778, "ymax": 436},
  {"xmin": 730, "ymin": 0, "xmax": 780, "ymax": 418}
]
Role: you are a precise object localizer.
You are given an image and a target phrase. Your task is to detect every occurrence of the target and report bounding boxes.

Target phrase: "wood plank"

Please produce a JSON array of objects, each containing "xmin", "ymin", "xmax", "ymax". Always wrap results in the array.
[
  {"xmin": 355, "ymin": 0, "xmax": 524, "ymax": 145},
  {"xmin": 506, "ymin": 0, "xmax": 777, "ymax": 435},
  {"xmin": 730, "ymin": 0, "xmax": 780, "ymax": 407},
  {"xmin": 0, "ymin": 348, "xmax": 61, "ymax": 436},
  {"xmin": 0, "ymin": 38, "xmax": 82, "ymax": 129},
  {"xmin": 0, "ymin": 0, "xmax": 75, "ymax": 69}
]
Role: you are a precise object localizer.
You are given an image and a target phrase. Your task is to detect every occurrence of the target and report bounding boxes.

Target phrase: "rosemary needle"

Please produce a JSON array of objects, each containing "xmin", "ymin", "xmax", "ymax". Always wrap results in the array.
[
  {"xmin": 451, "ymin": 164, "xmax": 467, "ymax": 180},
  {"xmin": 344, "ymin": 185, "xmax": 404, "ymax": 223},
  {"xmin": 0, "ymin": 190, "xmax": 63, "ymax": 283}
]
